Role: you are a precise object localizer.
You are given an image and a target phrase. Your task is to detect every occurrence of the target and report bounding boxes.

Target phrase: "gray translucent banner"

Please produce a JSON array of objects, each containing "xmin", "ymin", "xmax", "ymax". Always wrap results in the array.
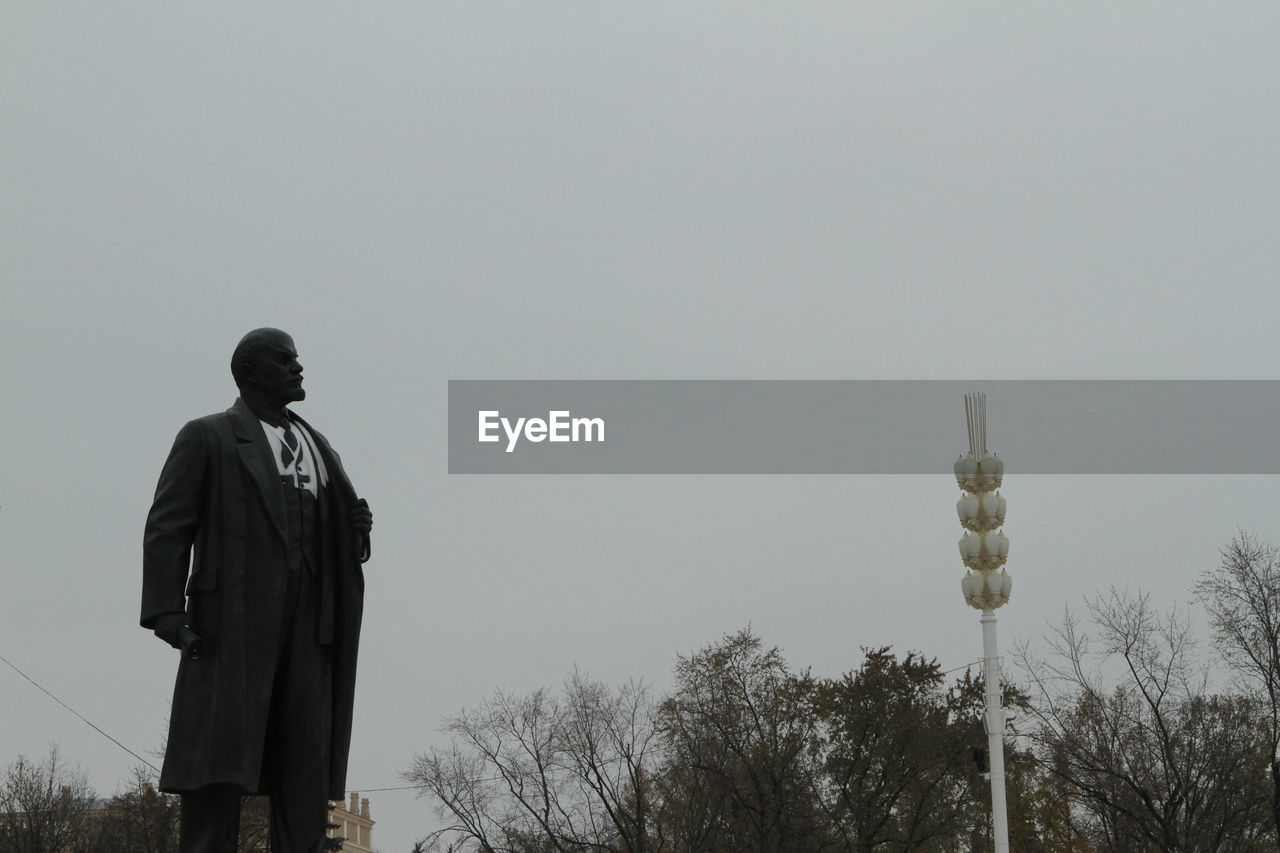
[{"xmin": 447, "ymin": 380, "xmax": 1280, "ymax": 474}]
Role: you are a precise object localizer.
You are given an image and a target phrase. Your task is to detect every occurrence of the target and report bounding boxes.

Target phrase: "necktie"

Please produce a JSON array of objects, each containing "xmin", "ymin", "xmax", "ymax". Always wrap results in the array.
[{"xmin": 281, "ymin": 422, "xmax": 299, "ymax": 469}]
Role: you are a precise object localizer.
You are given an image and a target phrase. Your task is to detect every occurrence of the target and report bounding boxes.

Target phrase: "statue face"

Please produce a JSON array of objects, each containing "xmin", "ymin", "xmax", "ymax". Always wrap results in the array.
[{"xmin": 246, "ymin": 330, "xmax": 306, "ymax": 405}]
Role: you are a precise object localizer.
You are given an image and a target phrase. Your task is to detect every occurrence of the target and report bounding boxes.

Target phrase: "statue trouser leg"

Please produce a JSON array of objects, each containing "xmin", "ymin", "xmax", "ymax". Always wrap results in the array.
[
  {"xmin": 262, "ymin": 565, "xmax": 334, "ymax": 853},
  {"xmin": 179, "ymin": 783, "xmax": 242, "ymax": 853}
]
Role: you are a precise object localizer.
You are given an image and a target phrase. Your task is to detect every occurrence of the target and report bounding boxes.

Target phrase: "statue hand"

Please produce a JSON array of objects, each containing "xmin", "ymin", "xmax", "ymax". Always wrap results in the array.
[
  {"xmin": 153, "ymin": 612, "xmax": 190, "ymax": 649},
  {"xmin": 351, "ymin": 498, "xmax": 372, "ymax": 535}
]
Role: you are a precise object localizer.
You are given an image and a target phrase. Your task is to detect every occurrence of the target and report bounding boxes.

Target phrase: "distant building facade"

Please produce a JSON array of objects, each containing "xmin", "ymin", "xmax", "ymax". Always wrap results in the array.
[{"xmin": 328, "ymin": 792, "xmax": 374, "ymax": 852}]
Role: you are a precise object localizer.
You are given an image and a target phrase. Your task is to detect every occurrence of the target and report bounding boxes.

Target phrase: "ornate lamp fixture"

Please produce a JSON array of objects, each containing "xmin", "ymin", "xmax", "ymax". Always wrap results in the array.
[{"xmin": 955, "ymin": 394, "xmax": 1012, "ymax": 611}]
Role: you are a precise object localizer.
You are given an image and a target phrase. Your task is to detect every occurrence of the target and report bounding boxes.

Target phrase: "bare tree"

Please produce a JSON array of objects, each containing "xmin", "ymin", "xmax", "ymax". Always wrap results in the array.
[
  {"xmin": 404, "ymin": 672, "xmax": 662, "ymax": 852},
  {"xmin": 409, "ymin": 620, "xmax": 1277, "ymax": 852},
  {"xmin": 558, "ymin": 671, "xmax": 662, "ymax": 852},
  {"xmin": 83, "ymin": 766, "xmax": 180, "ymax": 853},
  {"xmin": 0, "ymin": 745, "xmax": 95, "ymax": 853},
  {"xmin": 1017, "ymin": 590, "xmax": 1273, "ymax": 852},
  {"xmin": 1197, "ymin": 531, "xmax": 1280, "ymax": 840}
]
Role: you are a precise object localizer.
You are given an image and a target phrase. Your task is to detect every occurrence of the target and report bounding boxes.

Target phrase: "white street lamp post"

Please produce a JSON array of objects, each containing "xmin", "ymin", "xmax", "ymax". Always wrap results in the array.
[{"xmin": 954, "ymin": 393, "xmax": 1011, "ymax": 853}]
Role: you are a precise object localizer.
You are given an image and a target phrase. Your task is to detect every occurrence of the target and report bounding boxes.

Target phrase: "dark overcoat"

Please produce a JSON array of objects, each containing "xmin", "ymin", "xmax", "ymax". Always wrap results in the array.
[{"xmin": 141, "ymin": 398, "xmax": 367, "ymax": 799}]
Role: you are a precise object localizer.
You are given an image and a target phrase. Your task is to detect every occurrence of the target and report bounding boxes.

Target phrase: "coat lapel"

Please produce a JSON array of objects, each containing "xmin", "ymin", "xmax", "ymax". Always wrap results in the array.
[{"xmin": 228, "ymin": 398, "xmax": 287, "ymax": 544}]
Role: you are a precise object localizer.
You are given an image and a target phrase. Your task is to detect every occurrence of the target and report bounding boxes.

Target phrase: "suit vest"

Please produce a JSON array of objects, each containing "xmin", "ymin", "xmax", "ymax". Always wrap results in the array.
[{"xmin": 282, "ymin": 476, "xmax": 321, "ymax": 574}]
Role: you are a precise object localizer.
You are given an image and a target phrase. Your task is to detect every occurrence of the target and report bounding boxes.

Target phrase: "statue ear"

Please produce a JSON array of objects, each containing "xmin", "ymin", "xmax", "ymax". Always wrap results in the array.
[{"xmin": 234, "ymin": 359, "xmax": 257, "ymax": 388}]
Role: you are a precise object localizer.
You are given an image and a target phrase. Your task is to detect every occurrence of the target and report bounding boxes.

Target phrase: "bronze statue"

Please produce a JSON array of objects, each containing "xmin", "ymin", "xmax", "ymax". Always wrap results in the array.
[{"xmin": 142, "ymin": 328, "xmax": 373, "ymax": 852}]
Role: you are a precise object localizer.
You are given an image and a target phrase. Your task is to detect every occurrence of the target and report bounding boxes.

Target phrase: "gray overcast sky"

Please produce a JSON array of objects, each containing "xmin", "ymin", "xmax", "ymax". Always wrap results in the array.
[{"xmin": 4, "ymin": 4, "xmax": 1279, "ymax": 851}]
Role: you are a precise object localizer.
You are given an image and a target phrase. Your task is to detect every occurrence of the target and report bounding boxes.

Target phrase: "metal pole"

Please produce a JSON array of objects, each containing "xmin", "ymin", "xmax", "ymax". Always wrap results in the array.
[{"xmin": 981, "ymin": 609, "xmax": 1010, "ymax": 853}]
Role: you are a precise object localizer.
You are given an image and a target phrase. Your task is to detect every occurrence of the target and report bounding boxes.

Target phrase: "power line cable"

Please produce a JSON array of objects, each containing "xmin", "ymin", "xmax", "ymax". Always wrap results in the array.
[
  {"xmin": 0, "ymin": 651, "xmax": 161, "ymax": 773},
  {"xmin": 943, "ymin": 658, "xmax": 984, "ymax": 676},
  {"xmin": 3, "ymin": 651, "xmax": 428, "ymax": 796}
]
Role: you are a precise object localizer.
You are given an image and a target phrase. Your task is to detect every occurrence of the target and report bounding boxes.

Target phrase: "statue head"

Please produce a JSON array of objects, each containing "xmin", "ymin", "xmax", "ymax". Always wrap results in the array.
[{"xmin": 231, "ymin": 328, "xmax": 305, "ymax": 407}]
